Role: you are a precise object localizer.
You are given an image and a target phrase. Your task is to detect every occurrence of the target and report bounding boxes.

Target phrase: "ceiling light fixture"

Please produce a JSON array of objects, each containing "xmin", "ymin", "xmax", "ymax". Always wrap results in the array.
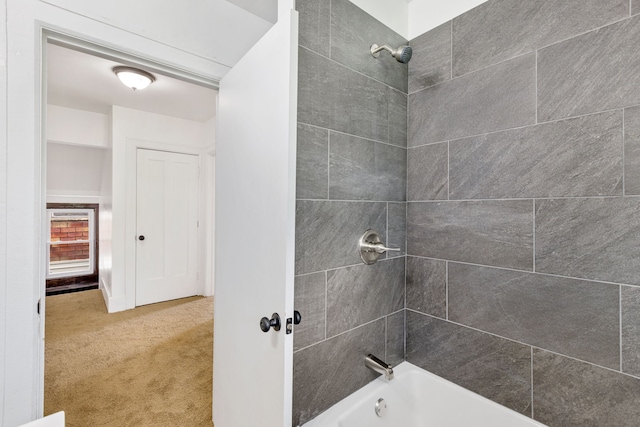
[{"xmin": 112, "ymin": 66, "xmax": 155, "ymax": 91}]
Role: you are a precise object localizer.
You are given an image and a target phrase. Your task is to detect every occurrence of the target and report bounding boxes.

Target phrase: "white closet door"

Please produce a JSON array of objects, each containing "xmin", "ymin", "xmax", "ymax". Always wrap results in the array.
[{"xmin": 136, "ymin": 149, "xmax": 199, "ymax": 306}]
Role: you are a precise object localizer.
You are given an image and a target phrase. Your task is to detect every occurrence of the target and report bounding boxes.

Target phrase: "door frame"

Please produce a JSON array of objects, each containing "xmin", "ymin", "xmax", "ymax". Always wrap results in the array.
[
  {"xmin": 37, "ymin": 28, "xmax": 220, "ymax": 417},
  {"xmin": 124, "ymin": 141, "xmax": 204, "ymax": 310}
]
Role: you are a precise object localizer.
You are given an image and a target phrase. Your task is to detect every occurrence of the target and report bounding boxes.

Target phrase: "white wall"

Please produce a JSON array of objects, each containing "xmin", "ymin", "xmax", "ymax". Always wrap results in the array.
[
  {"xmin": 0, "ymin": 0, "xmax": 230, "ymax": 424},
  {"xmin": 408, "ymin": 0, "xmax": 488, "ymax": 39},
  {"xmin": 98, "ymin": 148, "xmax": 113, "ymax": 302},
  {"xmin": 349, "ymin": 0, "xmax": 409, "ymax": 38},
  {"xmin": 46, "ymin": 143, "xmax": 105, "ymax": 198},
  {"xmin": 47, "ymin": 105, "xmax": 110, "ymax": 148},
  {"xmin": 107, "ymin": 106, "xmax": 214, "ymax": 313},
  {"xmin": 350, "ymin": 0, "xmax": 488, "ymax": 40}
]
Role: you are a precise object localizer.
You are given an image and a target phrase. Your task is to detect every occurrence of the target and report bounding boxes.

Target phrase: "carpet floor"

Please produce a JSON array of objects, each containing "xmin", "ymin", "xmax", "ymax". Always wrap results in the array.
[{"xmin": 44, "ymin": 289, "xmax": 214, "ymax": 427}]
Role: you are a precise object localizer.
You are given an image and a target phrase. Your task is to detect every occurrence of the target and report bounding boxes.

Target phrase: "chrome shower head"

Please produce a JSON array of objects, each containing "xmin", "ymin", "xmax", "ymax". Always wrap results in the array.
[{"xmin": 370, "ymin": 44, "xmax": 413, "ymax": 64}]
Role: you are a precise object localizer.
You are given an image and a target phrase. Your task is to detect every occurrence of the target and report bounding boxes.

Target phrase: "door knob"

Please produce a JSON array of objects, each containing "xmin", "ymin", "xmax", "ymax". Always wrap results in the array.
[
  {"xmin": 294, "ymin": 310, "xmax": 301, "ymax": 325},
  {"xmin": 260, "ymin": 313, "xmax": 281, "ymax": 332},
  {"xmin": 138, "ymin": 235, "xmax": 145, "ymax": 241}
]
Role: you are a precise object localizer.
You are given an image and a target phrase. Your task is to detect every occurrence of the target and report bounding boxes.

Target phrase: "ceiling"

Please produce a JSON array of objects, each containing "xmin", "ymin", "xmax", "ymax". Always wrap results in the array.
[
  {"xmin": 47, "ymin": 43, "xmax": 218, "ymax": 122},
  {"xmin": 227, "ymin": 0, "xmax": 278, "ymax": 23}
]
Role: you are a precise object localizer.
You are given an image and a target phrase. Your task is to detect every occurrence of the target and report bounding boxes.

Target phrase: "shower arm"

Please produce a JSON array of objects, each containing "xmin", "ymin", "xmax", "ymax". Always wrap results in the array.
[{"xmin": 370, "ymin": 44, "xmax": 393, "ymax": 58}]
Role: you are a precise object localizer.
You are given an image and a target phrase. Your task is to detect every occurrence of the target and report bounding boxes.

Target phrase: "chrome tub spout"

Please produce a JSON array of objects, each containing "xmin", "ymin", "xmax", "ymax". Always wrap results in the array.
[{"xmin": 365, "ymin": 354, "xmax": 394, "ymax": 380}]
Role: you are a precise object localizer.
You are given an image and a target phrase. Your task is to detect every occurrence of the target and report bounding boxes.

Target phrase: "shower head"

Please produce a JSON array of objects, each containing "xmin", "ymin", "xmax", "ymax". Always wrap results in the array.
[{"xmin": 370, "ymin": 44, "xmax": 413, "ymax": 64}]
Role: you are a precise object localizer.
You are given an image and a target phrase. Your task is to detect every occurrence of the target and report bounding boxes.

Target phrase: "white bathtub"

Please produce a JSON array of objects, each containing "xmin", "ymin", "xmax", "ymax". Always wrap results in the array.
[{"xmin": 302, "ymin": 362, "xmax": 547, "ymax": 427}]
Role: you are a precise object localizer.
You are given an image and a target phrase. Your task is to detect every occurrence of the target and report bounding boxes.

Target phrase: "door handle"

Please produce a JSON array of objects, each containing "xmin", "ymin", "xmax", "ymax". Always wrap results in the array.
[{"xmin": 260, "ymin": 313, "xmax": 281, "ymax": 332}]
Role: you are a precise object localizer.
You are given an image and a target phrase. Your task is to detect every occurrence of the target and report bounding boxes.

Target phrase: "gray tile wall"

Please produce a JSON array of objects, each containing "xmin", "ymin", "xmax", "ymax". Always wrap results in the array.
[
  {"xmin": 406, "ymin": 0, "xmax": 640, "ymax": 426},
  {"xmin": 293, "ymin": 1, "xmax": 408, "ymax": 424}
]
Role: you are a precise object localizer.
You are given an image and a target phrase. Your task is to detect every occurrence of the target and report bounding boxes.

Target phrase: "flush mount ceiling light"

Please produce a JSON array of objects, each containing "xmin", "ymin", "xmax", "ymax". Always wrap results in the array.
[{"xmin": 112, "ymin": 66, "xmax": 155, "ymax": 91}]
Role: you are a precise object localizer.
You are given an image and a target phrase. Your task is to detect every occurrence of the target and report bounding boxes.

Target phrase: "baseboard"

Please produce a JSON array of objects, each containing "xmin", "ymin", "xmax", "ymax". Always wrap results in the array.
[{"xmin": 100, "ymin": 278, "xmax": 128, "ymax": 313}]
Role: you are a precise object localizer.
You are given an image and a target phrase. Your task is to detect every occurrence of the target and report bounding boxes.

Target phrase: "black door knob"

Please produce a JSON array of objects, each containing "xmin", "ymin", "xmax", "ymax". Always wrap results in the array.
[
  {"xmin": 294, "ymin": 310, "xmax": 302, "ymax": 325},
  {"xmin": 260, "ymin": 313, "xmax": 281, "ymax": 332},
  {"xmin": 138, "ymin": 235, "xmax": 145, "ymax": 241}
]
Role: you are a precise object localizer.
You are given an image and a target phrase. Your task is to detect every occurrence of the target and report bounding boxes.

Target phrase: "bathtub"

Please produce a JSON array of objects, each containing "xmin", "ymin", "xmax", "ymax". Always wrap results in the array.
[{"xmin": 302, "ymin": 361, "xmax": 547, "ymax": 427}]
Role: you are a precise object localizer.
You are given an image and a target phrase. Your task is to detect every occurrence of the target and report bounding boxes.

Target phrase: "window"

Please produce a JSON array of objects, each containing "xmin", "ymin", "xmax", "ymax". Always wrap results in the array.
[{"xmin": 46, "ymin": 209, "xmax": 95, "ymax": 279}]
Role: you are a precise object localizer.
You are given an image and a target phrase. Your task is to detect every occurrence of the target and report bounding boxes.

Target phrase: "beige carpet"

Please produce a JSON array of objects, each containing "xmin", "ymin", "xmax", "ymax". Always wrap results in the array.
[{"xmin": 45, "ymin": 289, "xmax": 214, "ymax": 427}]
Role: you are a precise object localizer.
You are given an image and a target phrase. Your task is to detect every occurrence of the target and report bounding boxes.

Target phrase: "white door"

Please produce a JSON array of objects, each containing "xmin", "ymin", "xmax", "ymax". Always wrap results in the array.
[
  {"xmin": 213, "ymin": 5, "xmax": 298, "ymax": 427},
  {"xmin": 136, "ymin": 149, "xmax": 199, "ymax": 306}
]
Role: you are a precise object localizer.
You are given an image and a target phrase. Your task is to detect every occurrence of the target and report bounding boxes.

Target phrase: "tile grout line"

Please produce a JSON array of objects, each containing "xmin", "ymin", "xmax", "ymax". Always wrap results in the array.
[
  {"xmin": 299, "ymin": 121, "xmax": 407, "ymax": 149},
  {"xmin": 450, "ymin": 19, "xmax": 453, "ymax": 80},
  {"xmin": 405, "ymin": 309, "xmax": 640, "ymax": 381},
  {"xmin": 386, "ymin": 202, "xmax": 389, "ymax": 254},
  {"xmin": 447, "ymin": 141, "xmax": 450, "ymax": 200},
  {"xmin": 623, "ymin": 109, "xmax": 626, "ymax": 196},
  {"xmin": 294, "ymin": 311, "xmax": 406, "ymax": 354},
  {"xmin": 445, "ymin": 261, "xmax": 449, "ymax": 320},
  {"xmin": 384, "ymin": 315, "xmax": 388, "ymax": 362},
  {"xmin": 299, "ymin": 44, "xmax": 407, "ymax": 95},
  {"xmin": 535, "ymin": 49, "xmax": 538, "ymax": 125},
  {"xmin": 296, "ymin": 257, "xmax": 403, "ymax": 278},
  {"xmin": 402, "ymin": 255, "xmax": 639, "ymax": 288},
  {"xmin": 531, "ymin": 346, "xmax": 535, "ymax": 420},
  {"xmin": 405, "ymin": 193, "xmax": 638, "ymax": 203},
  {"xmin": 442, "ymin": 13, "xmax": 633, "ymax": 85},
  {"xmin": 532, "ymin": 199, "xmax": 536, "ymax": 273},
  {"xmin": 327, "ymin": 130, "xmax": 331, "ymax": 199},
  {"xmin": 324, "ymin": 270, "xmax": 328, "ymax": 341},
  {"xmin": 407, "ymin": 11, "xmax": 634, "ymax": 97},
  {"xmin": 620, "ymin": 284, "xmax": 623, "ymax": 372},
  {"xmin": 407, "ymin": 107, "xmax": 631, "ymax": 150}
]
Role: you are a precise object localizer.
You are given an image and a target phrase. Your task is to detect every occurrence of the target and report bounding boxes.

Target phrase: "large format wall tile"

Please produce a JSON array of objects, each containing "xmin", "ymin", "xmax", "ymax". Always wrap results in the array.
[
  {"xmin": 449, "ymin": 263, "xmax": 620, "ymax": 369},
  {"xmin": 538, "ymin": 15, "xmax": 640, "ymax": 122},
  {"xmin": 293, "ymin": 319, "xmax": 385, "ymax": 426},
  {"xmin": 409, "ymin": 53, "xmax": 535, "ymax": 146},
  {"xmin": 298, "ymin": 47, "xmax": 389, "ymax": 143},
  {"xmin": 409, "ymin": 21, "xmax": 451, "ymax": 94},
  {"xmin": 387, "ymin": 202, "xmax": 406, "ymax": 257},
  {"xmin": 452, "ymin": 0, "xmax": 628, "ymax": 77},
  {"xmin": 330, "ymin": 0, "xmax": 407, "ymax": 92},
  {"xmin": 296, "ymin": 0, "xmax": 331, "ymax": 57},
  {"xmin": 386, "ymin": 310, "xmax": 405, "ymax": 367},
  {"xmin": 297, "ymin": 124, "xmax": 328, "ymax": 200},
  {"xmin": 295, "ymin": 200, "xmax": 386, "ymax": 274},
  {"xmin": 624, "ymin": 106, "xmax": 640, "ymax": 195},
  {"xmin": 622, "ymin": 286, "xmax": 640, "ymax": 376},
  {"xmin": 535, "ymin": 197, "xmax": 640, "ymax": 285},
  {"xmin": 449, "ymin": 111, "xmax": 623, "ymax": 199},
  {"xmin": 388, "ymin": 89, "xmax": 407, "ymax": 148},
  {"xmin": 406, "ymin": 312, "xmax": 532, "ymax": 415},
  {"xmin": 407, "ymin": 200, "xmax": 533, "ymax": 271},
  {"xmin": 294, "ymin": 273, "xmax": 326, "ymax": 351},
  {"xmin": 407, "ymin": 142, "xmax": 448, "ymax": 201},
  {"xmin": 406, "ymin": 257, "xmax": 446, "ymax": 318},
  {"xmin": 326, "ymin": 258, "xmax": 405, "ymax": 337},
  {"xmin": 533, "ymin": 350, "xmax": 640, "ymax": 426},
  {"xmin": 329, "ymin": 132, "xmax": 406, "ymax": 201},
  {"xmin": 634, "ymin": 1, "xmax": 640, "ymax": 16}
]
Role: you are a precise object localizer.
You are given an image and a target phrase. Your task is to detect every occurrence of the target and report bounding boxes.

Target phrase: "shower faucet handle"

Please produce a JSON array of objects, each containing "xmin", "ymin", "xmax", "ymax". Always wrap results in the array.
[{"xmin": 359, "ymin": 230, "xmax": 400, "ymax": 265}]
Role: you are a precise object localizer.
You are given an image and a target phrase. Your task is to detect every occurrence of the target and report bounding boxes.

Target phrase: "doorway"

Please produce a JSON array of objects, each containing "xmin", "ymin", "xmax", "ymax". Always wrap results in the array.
[
  {"xmin": 44, "ymin": 39, "xmax": 217, "ymax": 310},
  {"xmin": 42, "ymin": 33, "xmax": 218, "ymax": 422}
]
